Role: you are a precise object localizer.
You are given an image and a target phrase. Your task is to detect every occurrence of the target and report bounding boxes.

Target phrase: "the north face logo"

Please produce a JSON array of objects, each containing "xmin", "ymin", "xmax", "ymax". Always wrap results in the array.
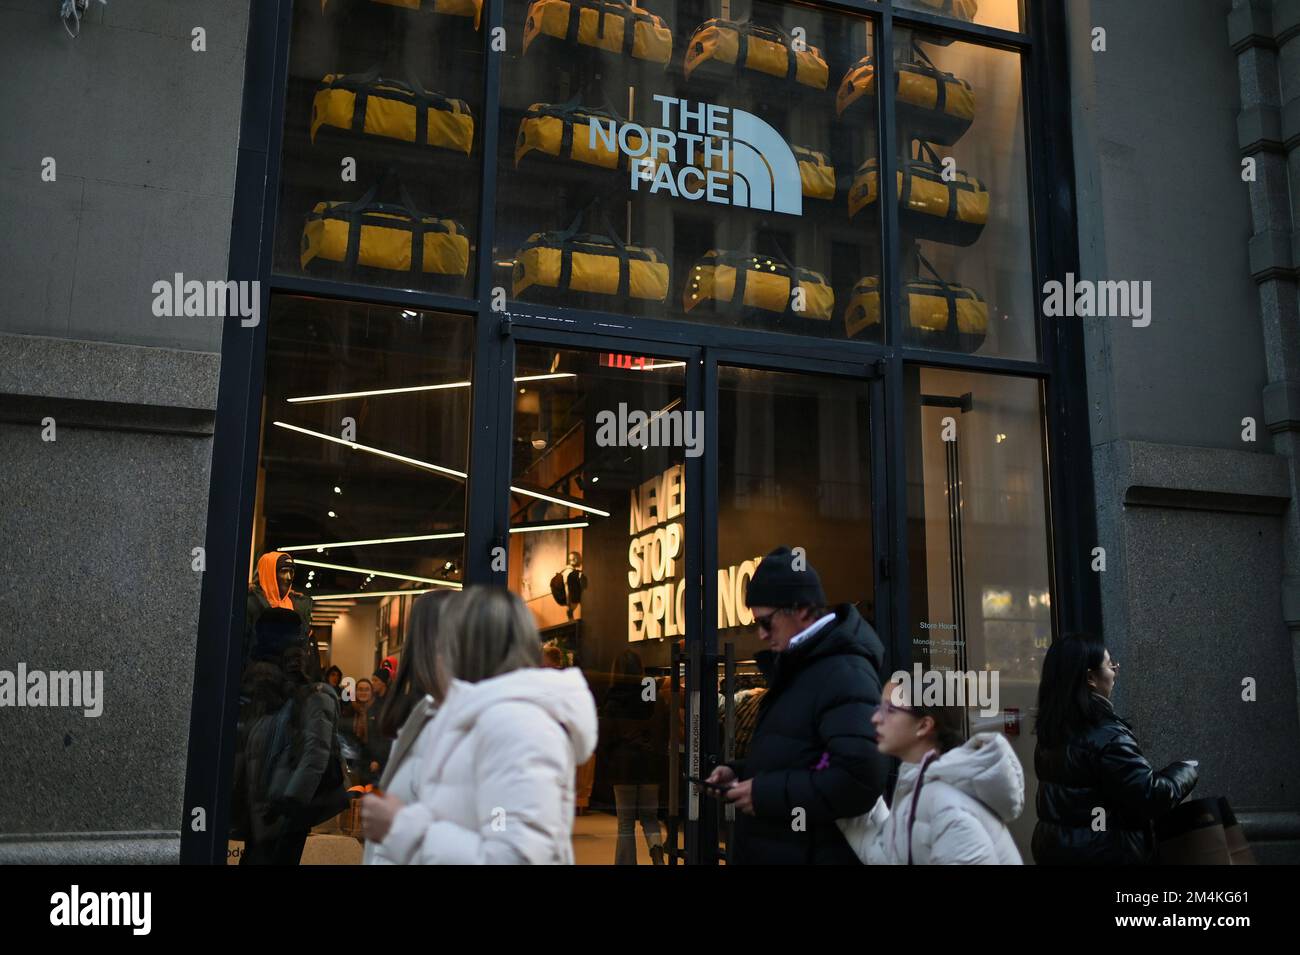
[{"xmin": 591, "ymin": 95, "xmax": 802, "ymax": 217}]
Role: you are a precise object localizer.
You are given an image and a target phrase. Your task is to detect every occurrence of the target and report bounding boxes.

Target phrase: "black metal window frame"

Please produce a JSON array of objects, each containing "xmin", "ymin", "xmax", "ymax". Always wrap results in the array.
[{"xmin": 181, "ymin": 0, "xmax": 1097, "ymax": 864}]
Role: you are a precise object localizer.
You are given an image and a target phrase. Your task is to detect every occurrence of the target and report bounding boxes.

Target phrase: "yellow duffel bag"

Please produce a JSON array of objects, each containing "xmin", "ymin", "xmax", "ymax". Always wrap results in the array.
[
  {"xmin": 514, "ymin": 99, "xmax": 651, "ymax": 170},
  {"xmin": 684, "ymin": 249, "xmax": 834, "ymax": 328},
  {"xmin": 843, "ymin": 264, "xmax": 987, "ymax": 352},
  {"xmin": 300, "ymin": 184, "xmax": 470, "ymax": 277},
  {"xmin": 512, "ymin": 208, "xmax": 669, "ymax": 303},
  {"xmin": 793, "ymin": 145, "xmax": 836, "ymax": 201},
  {"xmin": 318, "ymin": 0, "xmax": 483, "ymax": 29},
  {"xmin": 684, "ymin": 19, "xmax": 828, "ymax": 91},
  {"xmin": 836, "ymin": 47, "xmax": 974, "ymax": 145},
  {"xmin": 311, "ymin": 69, "xmax": 474, "ymax": 155},
  {"xmin": 848, "ymin": 145, "xmax": 988, "ymax": 246},
  {"xmin": 523, "ymin": 0, "xmax": 672, "ymax": 65}
]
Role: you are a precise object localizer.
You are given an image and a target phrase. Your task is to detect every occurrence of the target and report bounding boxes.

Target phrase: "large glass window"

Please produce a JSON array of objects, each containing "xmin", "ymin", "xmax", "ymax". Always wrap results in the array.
[
  {"xmin": 892, "ymin": 0, "xmax": 1024, "ymax": 33},
  {"xmin": 273, "ymin": 1, "xmax": 485, "ymax": 296},
  {"xmin": 496, "ymin": 0, "xmax": 882, "ymax": 342},
  {"xmin": 887, "ymin": 30, "xmax": 1036, "ymax": 358},
  {"xmin": 227, "ymin": 296, "xmax": 473, "ymax": 865},
  {"xmin": 904, "ymin": 367, "xmax": 1052, "ymax": 854},
  {"xmin": 506, "ymin": 344, "xmax": 689, "ymax": 864}
]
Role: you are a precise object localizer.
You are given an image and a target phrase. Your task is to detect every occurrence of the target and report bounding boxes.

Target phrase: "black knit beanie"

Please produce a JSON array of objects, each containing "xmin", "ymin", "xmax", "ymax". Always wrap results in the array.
[{"xmin": 744, "ymin": 546, "xmax": 827, "ymax": 609}]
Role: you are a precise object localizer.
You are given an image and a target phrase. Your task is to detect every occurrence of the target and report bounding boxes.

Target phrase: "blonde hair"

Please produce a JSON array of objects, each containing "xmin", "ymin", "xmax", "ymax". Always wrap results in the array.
[{"xmin": 437, "ymin": 587, "xmax": 541, "ymax": 685}]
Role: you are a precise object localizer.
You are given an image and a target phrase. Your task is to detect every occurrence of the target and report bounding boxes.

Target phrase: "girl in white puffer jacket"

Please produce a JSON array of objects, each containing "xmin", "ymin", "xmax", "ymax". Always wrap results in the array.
[
  {"xmin": 362, "ymin": 587, "xmax": 597, "ymax": 865},
  {"xmin": 838, "ymin": 681, "xmax": 1025, "ymax": 864}
]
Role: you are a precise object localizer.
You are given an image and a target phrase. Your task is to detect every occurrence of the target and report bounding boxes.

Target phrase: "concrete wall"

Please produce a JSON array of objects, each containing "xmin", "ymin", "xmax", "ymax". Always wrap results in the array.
[
  {"xmin": 0, "ymin": 0, "xmax": 249, "ymax": 863},
  {"xmin": 1072, "ymin": 0, "xmax": 1300, "ymax": 860}
]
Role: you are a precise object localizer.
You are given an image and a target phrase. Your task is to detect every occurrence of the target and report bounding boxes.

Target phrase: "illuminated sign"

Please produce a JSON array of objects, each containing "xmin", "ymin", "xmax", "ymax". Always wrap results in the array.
[{"xmin": 627, "ymin": 463, "xmax": 762, "ymax": 641}]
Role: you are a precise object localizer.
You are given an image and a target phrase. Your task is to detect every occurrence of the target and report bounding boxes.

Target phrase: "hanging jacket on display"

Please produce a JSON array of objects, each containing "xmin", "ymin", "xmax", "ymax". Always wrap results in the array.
[
  {"xmin": 843, "ymin": 260, "xmax": 987, "ymax": 352},
  {"xmin": 300, "ymin": 182, "xmax": 470, "ymax": 277},
  {"xmin": 512, "ymin": 205, "xmax": 670, "ymax": 304},
  {"xmin": 684, "ymin": 19, "xmax": 828, "ymax": 90},
  {"xmin": 311, "ymin": 69, "xmax": 474, "ymax": 154},
  {"xmin": 683, "ymin": 248, "xmax": 834, "ymax": 327},
  {"xmin": 836, "ymin": 48, "xmax": 975, "ymax": 146},
  {"xmin": 848, "ymin": 143, "xmax": 989, "ymax": 246},
  {"xmin": 522, "ymin": 0, "xmax": 673, "ymax": 65}
]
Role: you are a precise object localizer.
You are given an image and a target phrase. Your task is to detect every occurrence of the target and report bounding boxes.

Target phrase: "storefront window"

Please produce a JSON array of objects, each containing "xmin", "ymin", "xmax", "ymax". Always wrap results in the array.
[
  {"xmin": 904, "ymin": 367, "xmax": 1052, "ymax": 853},
  {"xmin": 887, "ymin": 30, "xmax": 1036, "ymax": 358},
  {"xmin": 272, "ymin": 1, "xmax": 484, "ymax": 296},
  {"xmin": 716, "ymin": 366, "xmax": 876, "ymax": 661},
  {"xmin": 507, "ymin": 344, "xmax": 688, "ymax": 864},
  {"xmin": 227, "ymin": 296, "xmax": 473, "ymax": 865},
  {"xmin": 892, "ymin": 0, "xmax": 1024, "ymax": 33},
  {"xmin": 496, "ymin": 0, "xmax": 882, "ymax": 342}
]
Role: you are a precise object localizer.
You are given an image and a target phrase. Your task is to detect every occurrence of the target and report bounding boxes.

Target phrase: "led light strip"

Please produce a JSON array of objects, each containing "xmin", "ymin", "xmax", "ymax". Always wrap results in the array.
[
  {"xmin": 294, "ymin": 558, "xmax": 460, "ymax": 588},
  {"xmin": 277, "ymin": 520, "xmax": 590, "ymax": 554},
  {"xmin": 287, "ymin": 372, "xmax": 575, "ymax": 404},
  {"xmin": 309, "ymin": 587, "xmax": 452, "ymax": 599},
  {"xmin": 272, "ymin": 422, "xmax": 611, "ymax": 517}
]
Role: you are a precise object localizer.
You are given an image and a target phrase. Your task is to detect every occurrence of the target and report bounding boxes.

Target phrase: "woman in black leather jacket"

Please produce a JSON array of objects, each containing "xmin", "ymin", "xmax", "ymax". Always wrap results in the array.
[{"xmin": 1031, "ymin": 633, "xmax": 1198, "ymax": 864}]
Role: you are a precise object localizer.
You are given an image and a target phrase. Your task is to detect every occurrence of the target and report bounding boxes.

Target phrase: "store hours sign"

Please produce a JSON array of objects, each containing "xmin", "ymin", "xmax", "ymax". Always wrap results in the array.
[{"xmin": 628, "ymin": 463, "xmax": 763, "ymax": 642}]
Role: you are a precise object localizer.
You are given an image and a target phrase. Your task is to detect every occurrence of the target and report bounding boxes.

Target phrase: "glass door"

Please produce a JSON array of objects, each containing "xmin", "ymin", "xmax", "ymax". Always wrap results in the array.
[
  {"xmin": 702, "ymin": 354, "xmax": 886, "ymax": 864},
  {"xmin": 502, "ymin": 338, "xmax": 702, "ymax": 864}
]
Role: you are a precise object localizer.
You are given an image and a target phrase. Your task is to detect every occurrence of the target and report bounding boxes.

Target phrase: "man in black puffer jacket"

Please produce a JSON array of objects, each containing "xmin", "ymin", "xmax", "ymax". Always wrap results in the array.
[
  {"xmin": 1033, "ymin": 693, "xmax": 1198, "ymax": 865},
  {"xmin": 706, "ymin": 547, "xmax": 887, "ymax": 865}
]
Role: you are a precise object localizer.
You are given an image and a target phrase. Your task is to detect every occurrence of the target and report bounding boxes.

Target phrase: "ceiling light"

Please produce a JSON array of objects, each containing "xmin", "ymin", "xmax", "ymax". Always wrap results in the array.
[
  {"xmin": 286, "ymin": 372, "xmax": 575, "ymax": 405},
  {"xmin": 334, "ymin": 486, "xmax": 342, "ymax": 494},
  {"xmin": 510, "ymin": 520, "xmax": 590, "ymax": 534},
  {"xmin": 591, "ymin": 476, "xmax": 599, "ymax": 483},
  {"xmin": 274, "ymin": 422, "xmax": 610, "ymax": 516},
  {"xmin": 295, "ymin": 558, "xmax": 460, "ymax": 588},
  {"xmin": 309, "ymin": 587, "xmax": 460, "ymax": 599},
  {"xmin": 280, "ymin": 531, "xmax": 467, "ymax": 552},
  {"xmin": 328, "ymin": 510, "xmax": 337, "ymax": 518},
  {"xmin": 531, "ymin": 431, "xmax": 548, "ymax": 450}
]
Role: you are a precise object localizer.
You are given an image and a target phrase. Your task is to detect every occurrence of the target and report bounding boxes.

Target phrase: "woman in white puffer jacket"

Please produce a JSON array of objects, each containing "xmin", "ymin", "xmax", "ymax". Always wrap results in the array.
[
  {"xmin": 361, "ymin": 587, "xmax": 597, "ymax": 865},
  {"xmin": 839, "ymin": 680, "xmax": 1024, "ymax": 864}
]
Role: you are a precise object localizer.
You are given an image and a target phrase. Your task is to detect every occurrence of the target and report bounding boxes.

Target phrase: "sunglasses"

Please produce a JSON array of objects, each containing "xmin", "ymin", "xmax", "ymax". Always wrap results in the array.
[{"xmin": 753, "ymin": 609, "xmax": 787, "ymax": 632}]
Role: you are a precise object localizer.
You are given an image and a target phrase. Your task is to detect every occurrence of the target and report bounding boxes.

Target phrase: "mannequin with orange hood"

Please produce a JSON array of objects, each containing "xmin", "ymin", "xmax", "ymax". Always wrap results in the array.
[{"xmin": 243, "ymin": 551, "xmax": 317, "ymax": 677}]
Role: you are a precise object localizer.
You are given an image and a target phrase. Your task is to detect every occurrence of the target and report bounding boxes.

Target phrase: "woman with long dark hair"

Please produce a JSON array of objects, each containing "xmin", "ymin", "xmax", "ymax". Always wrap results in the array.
[
  {"xmin": 360, "ymin": 590, "xmax": 451, "ymax": 864},
  {"xmin": 1032, "ymin": 632, "xmax": 1198, "ymax": 864}
]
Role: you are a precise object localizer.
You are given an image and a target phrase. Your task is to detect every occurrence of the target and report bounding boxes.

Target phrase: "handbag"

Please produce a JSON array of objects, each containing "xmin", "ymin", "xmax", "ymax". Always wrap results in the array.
[
  {"xmin": 684, "ymin": 18, "xmax": 828, "ymax": 90},
  {"xmin": 683, "ymin": 246, "xmax": 834, "ymax": 327},
  {"xmin": 512, "ymin": 203, "xmax": 670, "ymax": 303},
  {"xmin": 843, "ymin": 255, "xmax": 988, "ymax": 352},
  {"xmin": 522, "ymin": 0, "xmax": 673, "ymax": 65},
  {"xmin": 836, "ymin": 43, "xmax": 975, "ymax": 146},
  {"xmin": 848, "ymin": 141, "xmax": 989, "ymax": 247},
  {"xmin": 1156, "ymin": 796, "xmax": 1257, "ymax": 865},
  {"xmin": 311, "ymin": 67, "xmax": 474, "ymax": 155},
  {"xmin": 300, "ymin": 180, "xmax": 471, "ymax": 277},
  {"xmin": 514, "ymin": 97, "xmax": 650, "ymax": 171}
]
